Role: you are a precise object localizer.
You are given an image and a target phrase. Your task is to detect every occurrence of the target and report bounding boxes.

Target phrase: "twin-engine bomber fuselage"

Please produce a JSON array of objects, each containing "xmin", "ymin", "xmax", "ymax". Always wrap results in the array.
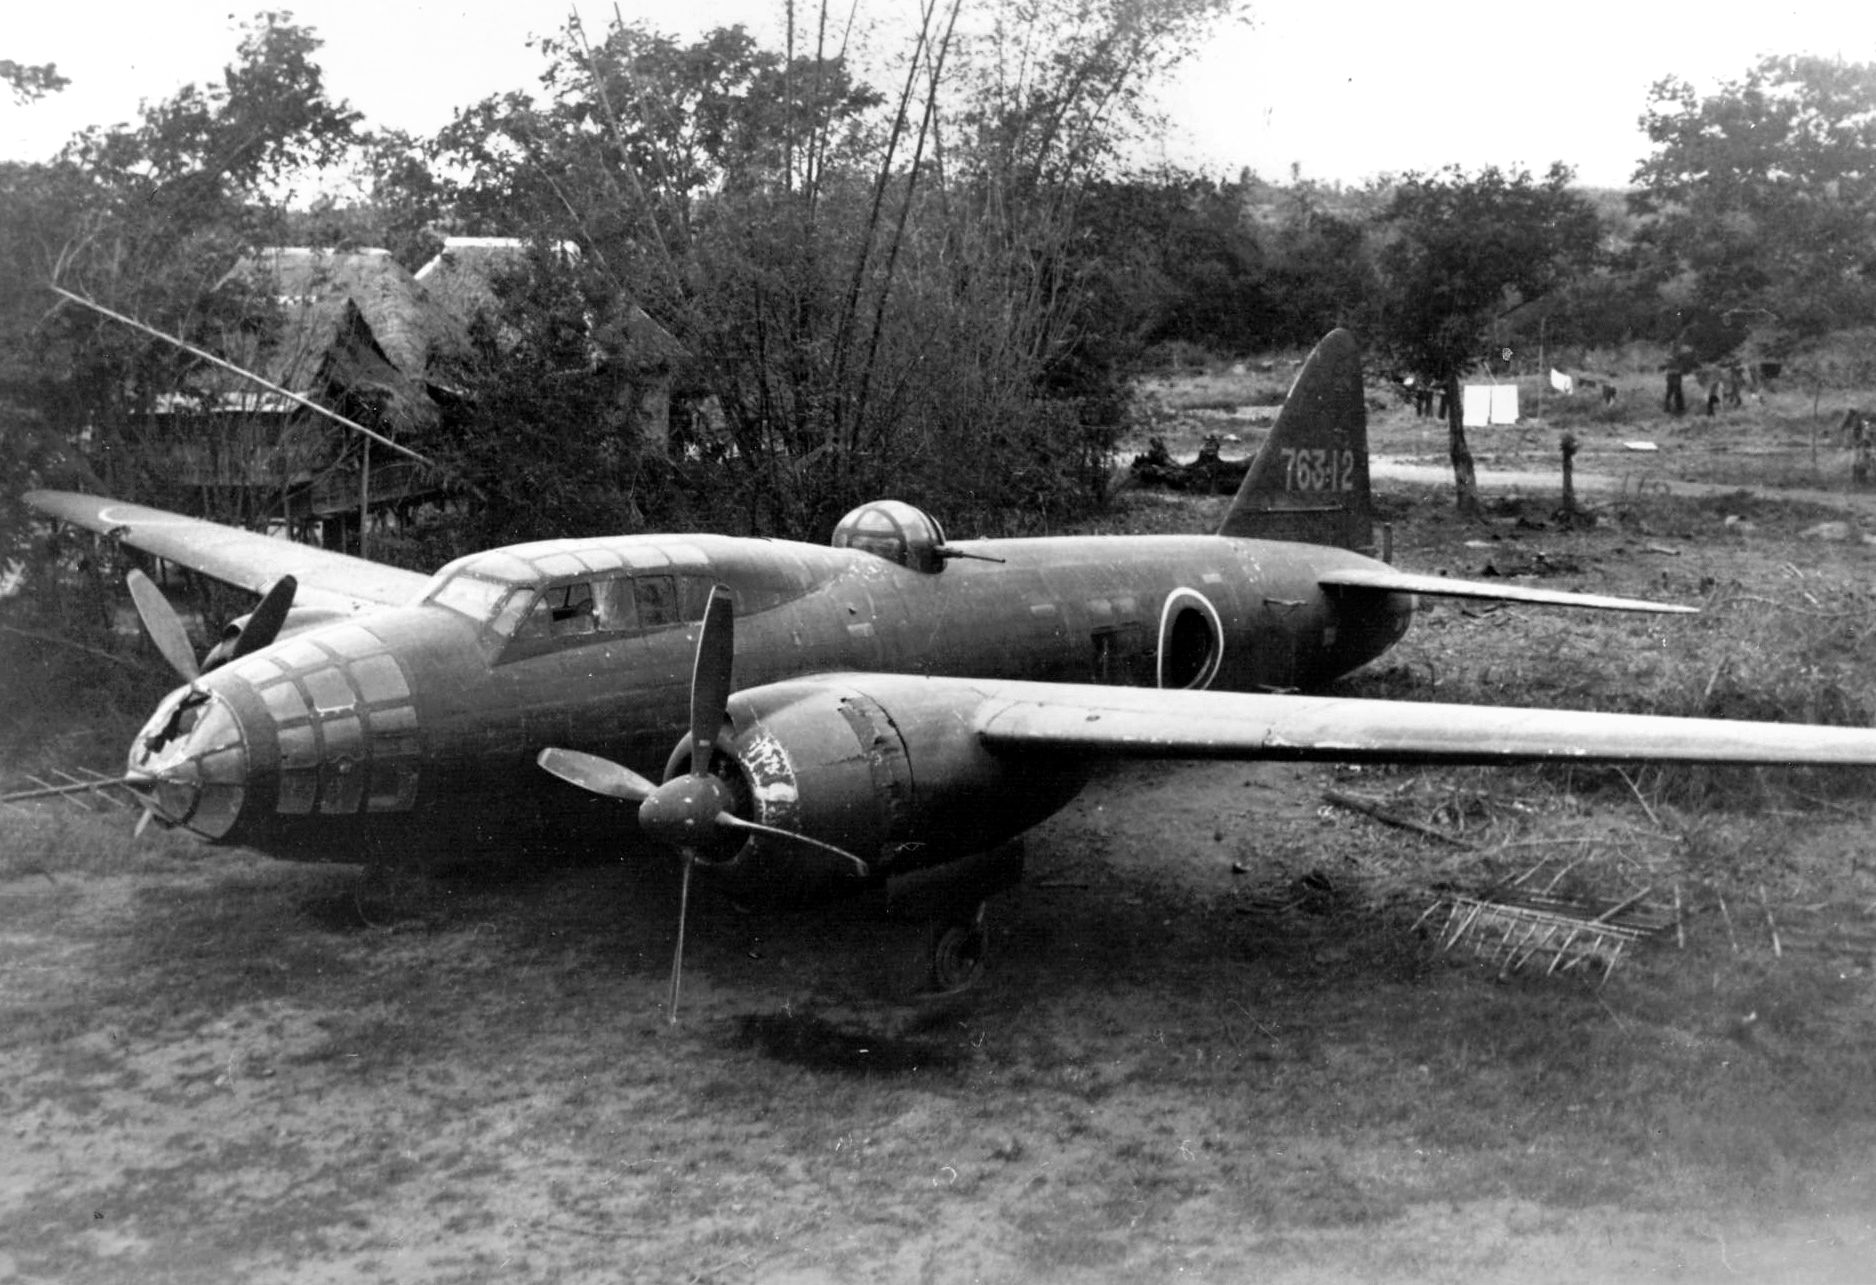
[
  {"xmin": 128, "ymin": 523, "xmax": 1411, "ymax": 861},
  {"xmin": 27, "ymin": 328, "xmax": 1876, "ymax": 975}
]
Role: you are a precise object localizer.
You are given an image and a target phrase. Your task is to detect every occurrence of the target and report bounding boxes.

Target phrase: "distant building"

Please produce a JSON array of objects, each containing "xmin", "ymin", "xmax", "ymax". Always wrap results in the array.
[
  {"xmin": 414, "ymin": 236, "xmax": 685, "ymax": 453},
  {"xmin": 151, "ymin": 247, "xmax": 468, "ymax": 541}
]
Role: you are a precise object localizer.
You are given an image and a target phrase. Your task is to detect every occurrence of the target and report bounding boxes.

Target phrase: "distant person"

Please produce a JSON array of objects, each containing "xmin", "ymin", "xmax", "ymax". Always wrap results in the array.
[
  {"xmin": 1851, "ymin": 412, "xmax": 1874, "ymax": 485},
  {"xmin": 1664, "ymin": 369, "xmax": 1686, "ymax": 416}
]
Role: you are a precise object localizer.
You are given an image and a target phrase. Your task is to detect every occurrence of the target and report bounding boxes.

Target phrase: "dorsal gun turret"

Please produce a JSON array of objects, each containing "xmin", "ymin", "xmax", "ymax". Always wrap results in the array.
[{"xmin": 832, "ymin": 500, "xmax": 950, "ymax": 573}]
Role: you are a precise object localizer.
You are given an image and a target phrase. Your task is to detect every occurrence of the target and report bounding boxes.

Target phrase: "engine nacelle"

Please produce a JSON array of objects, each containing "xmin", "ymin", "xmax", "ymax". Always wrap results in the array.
[{"xmin": 715, "ymin": 675, "xmax": 1089, "ymax": 893}]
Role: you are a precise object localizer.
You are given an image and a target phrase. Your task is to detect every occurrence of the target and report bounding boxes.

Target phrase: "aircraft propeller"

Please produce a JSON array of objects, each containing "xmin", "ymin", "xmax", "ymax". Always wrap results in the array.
[
  {"xmin": 127, "ymin": 569, "xmax": 202, "ymax": 682},
  {"xmin": 537, "ymin": 584, "xmax": 870, "ymax": 1023},
  {"xmin": 125, "ymin": 568, "xmax": 297, "ymax": 683}
]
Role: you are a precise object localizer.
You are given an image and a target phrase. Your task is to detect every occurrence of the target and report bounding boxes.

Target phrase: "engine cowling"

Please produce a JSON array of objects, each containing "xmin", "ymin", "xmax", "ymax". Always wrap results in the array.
[{"xmin": 706, "ymin": 674, "xmax": 1089, "ymax": 895}]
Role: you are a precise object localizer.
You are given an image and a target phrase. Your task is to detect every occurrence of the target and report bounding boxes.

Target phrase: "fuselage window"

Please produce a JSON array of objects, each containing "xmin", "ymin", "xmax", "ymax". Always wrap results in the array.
[
  {"xmin": 595, "ymin": 578, "xmax": 638, "ymax": 632},
  {"xmin": 635, "ymin": 575, "xmax": 679, "ymax": 627},
  {"xmin": 678, "ymin": 576, "xmax": 719, "ymax": 623},
  {"xmin": 517, "ymin": 582, "xmax": 597, "ymax": 640}
]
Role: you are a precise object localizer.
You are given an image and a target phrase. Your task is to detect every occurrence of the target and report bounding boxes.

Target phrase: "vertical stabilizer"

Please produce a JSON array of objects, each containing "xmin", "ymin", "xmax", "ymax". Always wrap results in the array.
[{"xmin": 1217, "ymin": 329, "xmax": 1374, "ymax": 551}]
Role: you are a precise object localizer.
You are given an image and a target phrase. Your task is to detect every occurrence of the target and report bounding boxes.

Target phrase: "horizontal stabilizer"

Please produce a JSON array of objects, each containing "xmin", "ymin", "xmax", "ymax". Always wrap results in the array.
[{"xmin": 1316, "ymin": 566, "xmax": 1697, "ymax": 615}]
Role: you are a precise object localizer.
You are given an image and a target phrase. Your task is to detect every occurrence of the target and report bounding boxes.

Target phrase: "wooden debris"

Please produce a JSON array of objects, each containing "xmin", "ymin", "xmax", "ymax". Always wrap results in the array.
[
  {"xmin": 1321, "ymin": 788, "xmax": 1474, "ymax": 848},
  {"xmin": 1416, "ymin": 886, "xmax": 1673, "ymax": 983}
]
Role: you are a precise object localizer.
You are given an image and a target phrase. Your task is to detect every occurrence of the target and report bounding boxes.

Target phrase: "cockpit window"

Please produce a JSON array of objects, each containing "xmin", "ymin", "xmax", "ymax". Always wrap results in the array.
[
  {"xmin": 488, "ymin": 589, "xmax": 534, "ymax": 639},
  {"xmin": 425, "ymin": 572, "xmax": 513, "ymax": 625},
  {"xmin": 515, "ymin": 582, "xmax": 598, "ymax": 640},
  {"xmin": 496, "ymin": 572, "xmax": 726, "ymax": 662}
]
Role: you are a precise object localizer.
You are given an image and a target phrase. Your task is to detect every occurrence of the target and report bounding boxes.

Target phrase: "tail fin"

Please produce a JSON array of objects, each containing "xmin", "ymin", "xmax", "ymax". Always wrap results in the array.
[{"xmin": 1217, "ymin": 328, "xmax": 1374, "ymax": 552}]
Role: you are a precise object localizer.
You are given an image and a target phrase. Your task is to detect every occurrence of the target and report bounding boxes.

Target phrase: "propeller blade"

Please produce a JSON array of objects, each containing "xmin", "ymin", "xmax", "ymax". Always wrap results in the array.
[
  {"xmin": 715, "ymin": 813, "xmax": 872, "ymax": 877},
  {"xmin": 228, "ymin": 574, "xmax": 297, "ymax": 662},
  {"xmin": 686, "ymin": 586, "xmax": 735, "ymax": 775},
  {"xmin": 668, "ymin": 855, "xmax": 695, "ymax": 1025},
  {"xmin": 134, "ymin": 807, "xmax": 155, "ymax": 839},
  {"xmin": 126, "ymin": 569, "xmax": 200, "ymax": 682},
  {"xmin": 535, "ymin": 747, "xmax": 657, "ymax": 803}
]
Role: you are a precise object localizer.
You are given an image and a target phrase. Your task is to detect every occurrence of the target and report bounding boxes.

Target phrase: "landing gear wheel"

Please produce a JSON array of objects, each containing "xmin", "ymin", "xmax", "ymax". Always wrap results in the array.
[{"xmin": 926, "ymin": 902, "xmax": 988, "ymax": 995}]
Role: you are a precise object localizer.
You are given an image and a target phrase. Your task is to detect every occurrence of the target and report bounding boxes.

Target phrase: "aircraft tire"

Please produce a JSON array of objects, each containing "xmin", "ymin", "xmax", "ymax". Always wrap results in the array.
[{"xmin": 926, "ymin": 903, "xmax": 988, "ymax": 994}]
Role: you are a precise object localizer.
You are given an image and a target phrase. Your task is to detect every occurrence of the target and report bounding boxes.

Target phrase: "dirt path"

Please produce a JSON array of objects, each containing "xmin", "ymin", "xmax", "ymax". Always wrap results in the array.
[
  {"xmin": 1372, "ymin": 455, "xmax": 1876, "ymax": 515},
  {"xmin": 5, "ymin": 753, "xmax": 1874, "ymax": 1283}
]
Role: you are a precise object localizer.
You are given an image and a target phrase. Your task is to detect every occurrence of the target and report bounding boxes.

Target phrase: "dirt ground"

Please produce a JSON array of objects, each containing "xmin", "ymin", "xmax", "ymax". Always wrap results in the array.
[{"xmin": 7, "ymin": 385, "xmax": 1876, "ymax": 1283}]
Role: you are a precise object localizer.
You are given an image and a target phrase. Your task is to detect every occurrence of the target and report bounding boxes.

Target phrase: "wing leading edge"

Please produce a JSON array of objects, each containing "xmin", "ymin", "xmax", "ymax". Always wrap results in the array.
[
  {"xmin": 955, "ymin": 677, "xmax": 1876, "ymax": 767},
  {"xmin": 24, "ymin": 490, "xmax": 429, "ymax": 615}
]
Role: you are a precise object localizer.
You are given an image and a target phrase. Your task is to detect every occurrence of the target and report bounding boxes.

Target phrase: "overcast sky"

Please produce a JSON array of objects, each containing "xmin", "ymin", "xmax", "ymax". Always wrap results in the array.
[{"xmin": 5, "ymin": 1, "xmax": 1874, "ymax": 189}]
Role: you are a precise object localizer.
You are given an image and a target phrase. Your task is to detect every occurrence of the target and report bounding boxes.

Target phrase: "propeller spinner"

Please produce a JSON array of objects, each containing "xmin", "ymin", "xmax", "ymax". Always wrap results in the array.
[{"xmin": 537, "ymin": 584, "xmax": 870, "ymax": 1022}]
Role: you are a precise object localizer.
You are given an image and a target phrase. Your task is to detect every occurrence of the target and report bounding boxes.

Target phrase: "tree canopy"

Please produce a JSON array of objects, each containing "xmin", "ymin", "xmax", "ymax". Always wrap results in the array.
[
  {"xmin": 11, "ymin": 13, "xmax": 1876, "ymax": 557},
  {"xmin": 1631, "ymin": 54, "xmax": 1876, "ymax": 343},
  {"xmin": 1369, "ymin": 164, "xmax": 1602, "ymax": 512}
]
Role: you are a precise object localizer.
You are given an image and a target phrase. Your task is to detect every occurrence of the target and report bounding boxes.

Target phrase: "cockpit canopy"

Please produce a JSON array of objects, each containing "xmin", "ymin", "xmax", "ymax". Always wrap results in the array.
[
  {"xmin": 415, "ymin": 536, "xmax": 811, "ymax": 662},
  {"xmin": 831, "ymin": 500, "xmax": 948, "ymax": 574}
]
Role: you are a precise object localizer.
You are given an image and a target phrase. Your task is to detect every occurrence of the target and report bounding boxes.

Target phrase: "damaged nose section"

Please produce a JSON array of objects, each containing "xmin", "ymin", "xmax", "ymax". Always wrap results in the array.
[{"xmin": 126, "ymin": 686, "xmax": 249, "ymax": 839}]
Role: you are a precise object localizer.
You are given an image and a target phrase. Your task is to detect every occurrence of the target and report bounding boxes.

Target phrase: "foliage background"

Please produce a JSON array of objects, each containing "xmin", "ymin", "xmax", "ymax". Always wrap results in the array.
[{"xmin": 2, "ymin": 20, "xmax": 1875, "ymax": 557}]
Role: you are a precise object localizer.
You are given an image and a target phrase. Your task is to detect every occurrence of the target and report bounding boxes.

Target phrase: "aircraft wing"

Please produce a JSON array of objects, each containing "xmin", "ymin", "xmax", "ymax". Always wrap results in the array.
[
  {"xmin": 1317, "ymin": 566, "xmax": 1697, "ymax": 614},
  {"xmin": 948, "ymin": 678, "xmax": 1876, "ymax": 766},
  {"xmin": 24, "ymin": 489, "xmax": 429, "ymax": 615}
]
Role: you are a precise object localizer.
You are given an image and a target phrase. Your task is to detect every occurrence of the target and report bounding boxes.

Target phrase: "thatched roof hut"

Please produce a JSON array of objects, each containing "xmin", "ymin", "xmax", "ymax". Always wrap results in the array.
[
  {"xmin": 416, "ymin": 236, "xmax": 686, "ymax": 450},
  {"xmin": 222, "ymin": 247, "xmax": 469, "ymax": 427},
  {"xmin": 415, "ymin": 237, "xmax": 686, "ymax": 370},
  {"xmin": 133, "ymin": 248, "xmax": 476, "ymax": 527},
  {"xmin": 243, "ymin": 247, "xmax": 466, "ymax": 373}
]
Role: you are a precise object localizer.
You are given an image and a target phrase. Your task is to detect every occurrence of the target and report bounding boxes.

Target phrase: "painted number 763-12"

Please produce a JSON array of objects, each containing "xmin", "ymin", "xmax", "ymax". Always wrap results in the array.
[{"xmin": 1280, "ymin": 448, "xmax": 1355, "ymax": 493}]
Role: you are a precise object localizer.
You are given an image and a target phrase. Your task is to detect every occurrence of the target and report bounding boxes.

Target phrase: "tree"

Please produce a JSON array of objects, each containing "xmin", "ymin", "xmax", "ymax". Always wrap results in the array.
[
  {"xmin": 1075, "ymin": 172, "xmax": 1283, "ymax": 357},
  {"xmin": 1632, "ymin": 55, "xmax": 1876, "ymax": 342},
  {"xmin": 0, "ymin": 10, "xmax": 363, "ymax": 574},
  {"xmin": 424, "ymin": 2, "xmax": 1234, "ymax": 539},
  {"xmin": 1372, "ymin": 164, "xmax": 1600, "ymax": 514},
  {"xmin": 3, "ymin": 18, "xmax": 362, "ymax": 743},
  {"xmin": 1, "ymin": 58, "xmax": 68, "ymax": 105},
  {"xmin": 1264, "ymin": 178, "xmax": 1380, "ymax": 349}
]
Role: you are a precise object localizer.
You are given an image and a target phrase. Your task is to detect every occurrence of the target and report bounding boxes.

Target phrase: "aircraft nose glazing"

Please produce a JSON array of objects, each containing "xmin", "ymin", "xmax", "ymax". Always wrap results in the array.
[{"xmin": 126, "ymin": 688, "xmax": 249, "ymax": 838}]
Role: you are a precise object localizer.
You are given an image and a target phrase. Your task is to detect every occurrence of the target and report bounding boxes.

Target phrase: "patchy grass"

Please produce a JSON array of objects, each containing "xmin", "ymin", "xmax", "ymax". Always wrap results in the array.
[
  {"xmin": 9, "ymin": 364, "xmax": 1876, "ymax": 1281},
  {"xmin": 0, "ymin": 805, "xmax": 202, "ymax": 880}
]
